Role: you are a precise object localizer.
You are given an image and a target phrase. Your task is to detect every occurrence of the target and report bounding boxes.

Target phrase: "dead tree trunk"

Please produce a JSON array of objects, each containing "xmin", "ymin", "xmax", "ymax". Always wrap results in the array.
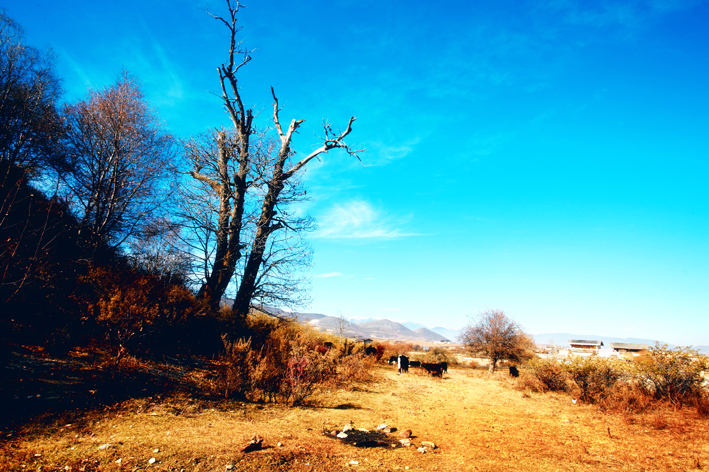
[
  {"xmin": 189, "ymin": 0, "xmax": 362, "ymax": 318},
  {"xmin": 231, "ymin": 89, "xmax": 359, "ymax": 320}
]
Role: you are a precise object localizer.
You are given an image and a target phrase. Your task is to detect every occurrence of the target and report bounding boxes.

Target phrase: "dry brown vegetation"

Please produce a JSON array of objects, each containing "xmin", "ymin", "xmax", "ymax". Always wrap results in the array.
[{"xmin": 2, "ymin": 356, "xmax": 708, "ymax": 471}]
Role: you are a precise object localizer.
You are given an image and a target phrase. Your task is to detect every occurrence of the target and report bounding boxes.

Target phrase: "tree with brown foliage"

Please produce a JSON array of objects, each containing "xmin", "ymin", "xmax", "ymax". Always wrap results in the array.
[
  {"xmin": 187, "ymin": 0, "xmax": 362, "ymax": 319},
  {"xmin": 61, "ymin": 73, "xmax": 176, "ymax": 250},
  {"xmin": 461, "ymin": 309, "xmax": 534, "ymax": 373}
]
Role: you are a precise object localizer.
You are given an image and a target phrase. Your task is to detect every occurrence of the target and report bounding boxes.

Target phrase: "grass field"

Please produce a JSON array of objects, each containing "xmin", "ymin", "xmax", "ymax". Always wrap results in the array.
[{"xmin": 2, "ymin": 354, "xmax": 708, "ymax": 472}]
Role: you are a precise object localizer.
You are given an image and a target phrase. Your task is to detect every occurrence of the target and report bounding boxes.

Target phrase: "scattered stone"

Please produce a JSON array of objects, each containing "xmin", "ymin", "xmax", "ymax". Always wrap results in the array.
[
  {"xmin": 399, "ymin": 439, "xmax": 411, "ymax": 446},
  {"xmin": 114, "ymin": 459, "xmax": 121, "ymax": 464},
  {"xmin": 343, "ymin": 423, "xmax": 354, "ymax": 432},
  {"xmin": 277, "ymin": 442, "xmax": 283, "ymax": 447},
  {"xmin": 225, "ymin": 465, "xmax": 234, "ymax": 471},
  {"xmin": 357, "ymin": 428, "xmax": 370, "ymax": 433},
  {"xmin": 98, "ymin": 444, "xmax": 110, "ymax": 450},
  {"xmin": 148, "ymin": 457, "xmax": 157, "ymax": 464},
  {"xmin": 376, "ymin": 424, "xmax": 388, "ymax": 431},
  {"xmin": 153, "ymin": 448, "xmax": 160, "ymax": 453},
  {"xmin": 349, "ymin": 460, "xmax": 359, "ymax": 465},
  {"xmin": 337, "ymin": 432, "xmax": 348, "ymax": 439},
  {"xmin": 241, "ymin": 435, "xmax": 263, "ymax": 453},
  {"xmin": 421, "ymin": 441, "xmax": 436, "ymax": 449},
  {"xmin": 417, "ymin": 447, "xmax": 428, "ymax": 454},
  {"xmin": 399, "ymin": 429, "xmax": 412, "ymax": 439},
  {"xmin": 329, "ymin": 430, "xmax": 341, "ymax": 437}
]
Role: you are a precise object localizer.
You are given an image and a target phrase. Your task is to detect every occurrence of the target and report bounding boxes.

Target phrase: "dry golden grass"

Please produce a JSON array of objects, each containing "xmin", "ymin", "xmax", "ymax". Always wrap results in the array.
[{"xmin": 2, "ymin": 363, "xmax": 708, "ymax": 471}]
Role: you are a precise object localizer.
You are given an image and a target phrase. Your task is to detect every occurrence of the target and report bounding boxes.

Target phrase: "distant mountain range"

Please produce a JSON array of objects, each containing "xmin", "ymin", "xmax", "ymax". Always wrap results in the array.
[
  {"xmin": 307, "ymin": 316, "xmax": 450, "ymax": 343},
  {"xmin": 250, "ymin": 306, "xmax": 707, "ymax": 353},
  {"xmin": 252, "ymin": 307, "xmax": 451, "ymax": 343}
]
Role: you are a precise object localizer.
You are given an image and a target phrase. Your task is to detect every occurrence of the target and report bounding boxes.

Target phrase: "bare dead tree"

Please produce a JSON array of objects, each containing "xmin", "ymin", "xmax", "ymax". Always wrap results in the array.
[
  {"xmin": 460, "ymin": 309, "xmax": 535, "ymax": 373},
  {"xmin": 181, "ymin": 127, "xmax": 315, "ymax": 311},
  {"xmin": 186, "ymin": 0, "xmax": 362, "ymax": 320}
]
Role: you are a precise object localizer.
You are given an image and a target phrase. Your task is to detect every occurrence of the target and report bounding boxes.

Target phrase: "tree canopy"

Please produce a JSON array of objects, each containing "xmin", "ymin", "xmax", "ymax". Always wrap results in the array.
[{"xmin": 461, "ymin": 309, "xmax": 535, "ymax": 373}]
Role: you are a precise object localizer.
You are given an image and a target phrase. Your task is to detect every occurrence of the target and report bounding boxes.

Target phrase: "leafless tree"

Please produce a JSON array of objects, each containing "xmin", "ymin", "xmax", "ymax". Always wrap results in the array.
[
  {"xmin": 181, "ymin": 127, "xmax": 314, "ymax": 308},
  {"xmin": 460, "ymin": 309, "xmax": 535, "ymax": 373},
  {"xmin": 0, "ymin": 12, "xmax": 64, "ymax": 177},
  {"xmin": 186, "ymin": 0, "xmax": 362, "ymax": 320},
  {"xmin": 127, "ymin": 217, "xmax": 191, "ymax": 284},
  {"xmin": 0, "ymin": 13, "xmax": 67, "ymax": 309},
  {"xmin": 61, "ymin": 73, "xmax": 177, "ymax": 249}
]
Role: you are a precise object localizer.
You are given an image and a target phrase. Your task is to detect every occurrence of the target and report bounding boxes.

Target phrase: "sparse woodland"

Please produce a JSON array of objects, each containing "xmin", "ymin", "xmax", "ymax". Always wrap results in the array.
[{"xmin": 1, "ymin": 1, "xmax": 362, "ymax": 379}]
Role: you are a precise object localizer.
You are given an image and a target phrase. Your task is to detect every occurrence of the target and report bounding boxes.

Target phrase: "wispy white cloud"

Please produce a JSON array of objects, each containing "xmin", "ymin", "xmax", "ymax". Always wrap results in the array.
[
  {"xmin": 362, "ymin": 139, "xmax": 420, "ymax": 166},
  {"xmin": 315, "ymin": 272, "xmax": 344, "ymax": 278},
  {"xmin": 313, "ymin": 200, "xmax": 420, "ymax": 239}
]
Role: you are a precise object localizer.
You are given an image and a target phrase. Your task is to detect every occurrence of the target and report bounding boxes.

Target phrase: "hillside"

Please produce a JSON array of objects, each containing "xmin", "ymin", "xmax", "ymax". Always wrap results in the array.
[
  {"xmin": 305, "ymin": 317, "xmax": 451, "ymax": 343},
  {"xmin": 307, "ymin": 316, "xmax": 365, "ymax": 338}
]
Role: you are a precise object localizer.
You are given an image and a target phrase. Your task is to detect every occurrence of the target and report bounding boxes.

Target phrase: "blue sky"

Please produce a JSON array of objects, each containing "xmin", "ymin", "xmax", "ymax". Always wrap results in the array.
[{"xmin": 6, "ymin": 0, "xmax": 709, "ymax": 345}]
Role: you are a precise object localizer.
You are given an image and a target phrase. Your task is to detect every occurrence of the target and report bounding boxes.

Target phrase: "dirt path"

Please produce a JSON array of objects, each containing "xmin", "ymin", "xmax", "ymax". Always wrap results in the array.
[{"xmin": 1, "ymin": 363, "xmax": 708, "ymax": 471}]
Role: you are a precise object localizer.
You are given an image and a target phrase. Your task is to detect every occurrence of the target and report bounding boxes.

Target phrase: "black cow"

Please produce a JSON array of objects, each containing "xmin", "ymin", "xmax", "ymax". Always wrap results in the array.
[
  {"xmin": 388, "ymin": 356, "xmax": 398, "ymax": 365},
  {"xmin": 398, "ymin": 355, "xmax": 409, "ymax": 374},
  {"xmin": 409, "ymin": 360, "xmax": 421, "ymax": 368},
  {"xmin": 509, "ymin": 366, "xmax": 520, "ymax": 378},
  {"xmin": 441, "ymin": 362, "xmax": 448, "ymax": 373},
  {"xmin": 421, "ymin": 362, "xmax": 443, "ymax": 378},
  {"xmin": 364, "ymin": 345, "xmax": 378, "ymax": 357}
]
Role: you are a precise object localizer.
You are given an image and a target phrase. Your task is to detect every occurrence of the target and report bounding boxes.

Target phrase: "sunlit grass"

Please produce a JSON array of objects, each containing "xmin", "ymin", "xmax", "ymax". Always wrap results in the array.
[{"xmin": 2, "ymin": 363, "xmax": 708, "ymax": 471}]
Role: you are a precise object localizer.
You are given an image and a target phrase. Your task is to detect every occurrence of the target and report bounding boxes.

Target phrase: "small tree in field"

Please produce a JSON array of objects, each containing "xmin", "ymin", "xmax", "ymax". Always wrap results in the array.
[{"xmin": 461, "ymin": 309, "xmax": 534, "ymax": 373}]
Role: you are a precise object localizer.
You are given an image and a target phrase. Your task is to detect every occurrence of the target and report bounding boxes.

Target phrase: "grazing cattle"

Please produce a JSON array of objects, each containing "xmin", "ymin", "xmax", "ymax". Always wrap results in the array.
[
  {"xmin": 364, "ymin": 345, "xmax": 378, "ymax": 357},
  {"xmin": 509, "ymin": 366, "xmax": 520, "ymax": 378},
  {"xmin": 388, "ymin": 356, "xmax": 398, "ymax": 365},
  {"xmin": 421, "ymin": 362, "xmax": 444, "ymax": 378},
  {"xmin": 409, "ymin": 360, "xmax": 421, "ymax": 368},
  {"xmin": 398, "ymin": 355, "xmax": 409, "ymax": 374},
  {"xmin": 441, "ymin": 362, "xmax": 448, "ymax": 373}
]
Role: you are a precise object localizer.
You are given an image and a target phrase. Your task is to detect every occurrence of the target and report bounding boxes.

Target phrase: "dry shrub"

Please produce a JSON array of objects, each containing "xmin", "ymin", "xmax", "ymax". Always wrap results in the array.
[
  {"xmin": 207, "ymin": 316, "xmax": 373, "ymax": 405},
  {"xmin": 82, "ymin": 264, "xmax": 213, "ymax": 356},
  {"xmin": 632, "ymin": 344, "xmax": 709, "ymax": 409},
  {"xmin": 250, "ymin": 321, "xmax": 337, "ymax": 405},
  {"xmin": 378, "ymin": 341, "xmax": 417, "ymax": 363},
  {"xmin": 524, "ymin": 358, "xmax": 568, "ymax": 392},
  {"xmin": 696, "ymin": 396, "xmax": 709, "ymax": 418},
  {"xmin": 209, "ymin": 337, "xmax": 257, "ymax": 399},
  {"xmin": 650, "ymin": 413, "xmax": 668, "ymax": 430},
  {"xmin": 336, "ymin": 352, "xmax": 376, "ymax": 387},
  {"xmin": 282, "ymin": 345, "xmax": 337, "ymax": 405},
  {"xmin": 598, "ymin": 381, "xmax": 654, "ymax": 414},
  {"xmin": 564, "ymin": 356, "xmax": 626, "ymax": 404},
  {"xmin": 421, "ymin": 347, "xmax": 457, "ymax": 365},
  {"xmin": 523, "ymin": 345, "xmax": 709, "ymax": 418}
]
